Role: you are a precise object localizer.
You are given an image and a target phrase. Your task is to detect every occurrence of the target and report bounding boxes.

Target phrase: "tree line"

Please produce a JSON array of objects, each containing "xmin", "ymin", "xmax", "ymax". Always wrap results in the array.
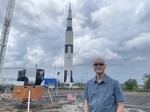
[
  {"xmin": 0, "ymin": 73, "xmax": 150, "ymax": 92},
  {"xmin": 122, "ymin": 73, "xmax": 150, "ymax": 91}
]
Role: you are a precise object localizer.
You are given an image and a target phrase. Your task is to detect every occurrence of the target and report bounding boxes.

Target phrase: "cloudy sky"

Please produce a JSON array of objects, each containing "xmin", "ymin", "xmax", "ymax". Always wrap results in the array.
[{"xmin": 0, "ymin": 0, "xmax": 150, "ymax": 84}]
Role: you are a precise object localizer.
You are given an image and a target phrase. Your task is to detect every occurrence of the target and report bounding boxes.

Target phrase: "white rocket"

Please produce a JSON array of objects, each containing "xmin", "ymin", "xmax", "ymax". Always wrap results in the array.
[{"xmin": 64, "ymin": 4, "xmax": 73, "ymax": 84}]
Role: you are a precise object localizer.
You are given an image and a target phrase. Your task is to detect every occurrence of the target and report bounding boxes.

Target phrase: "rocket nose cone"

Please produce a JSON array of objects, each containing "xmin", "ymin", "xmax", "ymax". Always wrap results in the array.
[{"xmin": 69, "ymin": 2, "xmax": 71, "ymax": 9}]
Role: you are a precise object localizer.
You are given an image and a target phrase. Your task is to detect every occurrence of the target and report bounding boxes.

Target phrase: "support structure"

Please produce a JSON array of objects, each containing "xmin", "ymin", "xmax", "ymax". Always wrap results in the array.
[
  {"xmin": 12, "ymin": 85, "xmax": 43, "ymax": 100},
  {"xmin": 64, "ymin": 3, "xmax": 74, "ymax": 85},
  {"xmin": 13, "ymin": 86, "xmax": 43, "ymax": 112},
  {"xmin": 0, "ymin": 0, "xmax": 15, "ymax": 72}
]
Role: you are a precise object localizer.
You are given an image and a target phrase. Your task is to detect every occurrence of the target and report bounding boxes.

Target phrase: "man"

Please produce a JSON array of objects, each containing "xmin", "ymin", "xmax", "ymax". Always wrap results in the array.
[{"xmin": 83, "ymin": 58, "xmax": 126, "ymax": 112}]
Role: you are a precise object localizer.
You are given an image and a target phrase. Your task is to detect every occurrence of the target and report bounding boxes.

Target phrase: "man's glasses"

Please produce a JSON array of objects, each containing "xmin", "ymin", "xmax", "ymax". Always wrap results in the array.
[{"xmin": 93, "ymin": 63, "xmax": 105, "ymax": 67}]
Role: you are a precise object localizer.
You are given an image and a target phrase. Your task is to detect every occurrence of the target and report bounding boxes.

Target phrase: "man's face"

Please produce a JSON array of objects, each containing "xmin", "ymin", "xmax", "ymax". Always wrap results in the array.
[{"xmin": 93, "ymin": 58, "xmax": 106, "ymax": 74}]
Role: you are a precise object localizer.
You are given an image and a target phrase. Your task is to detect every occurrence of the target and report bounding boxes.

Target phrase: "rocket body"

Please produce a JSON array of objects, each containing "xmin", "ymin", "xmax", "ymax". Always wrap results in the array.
[{"xmin": 64, "ymin": 4, "xmax": 73, "ymax": 84}]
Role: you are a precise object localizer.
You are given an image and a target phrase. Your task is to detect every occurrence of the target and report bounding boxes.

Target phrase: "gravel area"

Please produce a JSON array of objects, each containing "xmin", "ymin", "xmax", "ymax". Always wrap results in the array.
[{"xmin": 0, "ymin": 90, "xmax": 150, "ymax": 112}]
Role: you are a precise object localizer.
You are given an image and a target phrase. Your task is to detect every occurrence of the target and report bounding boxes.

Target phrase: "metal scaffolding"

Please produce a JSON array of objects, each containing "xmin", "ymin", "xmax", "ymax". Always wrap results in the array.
[{"xmin": 0, "ymin": 0, "xmax": 15, "ymax": 73}]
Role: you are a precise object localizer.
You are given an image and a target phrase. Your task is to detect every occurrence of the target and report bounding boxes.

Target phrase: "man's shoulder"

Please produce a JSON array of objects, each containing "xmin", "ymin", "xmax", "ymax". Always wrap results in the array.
[
  {"xmin": 106, "ymin": 75, "xmax": 119, "ymax": 84},
  {"xmin": 86, "ymin": 77, "xmax": 95, "ymax": 84}
]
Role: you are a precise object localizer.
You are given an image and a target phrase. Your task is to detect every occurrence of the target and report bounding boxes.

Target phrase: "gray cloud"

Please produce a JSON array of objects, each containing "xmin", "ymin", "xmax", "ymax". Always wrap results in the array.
[{"xmin": 0, "ymin": 0, "xmax": 150, "ymax": 84}]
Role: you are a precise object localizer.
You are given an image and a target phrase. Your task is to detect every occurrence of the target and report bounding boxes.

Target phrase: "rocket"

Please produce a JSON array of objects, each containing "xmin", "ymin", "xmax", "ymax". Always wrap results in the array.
[{"xmin": 64, "ymin": 3, "xmax": 74, "ymax": 84}]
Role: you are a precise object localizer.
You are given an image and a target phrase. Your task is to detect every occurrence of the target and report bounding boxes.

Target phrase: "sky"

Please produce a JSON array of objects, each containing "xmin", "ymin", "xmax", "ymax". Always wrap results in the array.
[{"xmin": 0, "ymin": 0, "xmax": 150, "ymax": 85}]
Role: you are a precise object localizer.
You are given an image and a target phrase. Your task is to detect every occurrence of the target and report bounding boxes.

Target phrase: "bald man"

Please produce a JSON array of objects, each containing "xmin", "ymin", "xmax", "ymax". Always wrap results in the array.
[{"xmin": 83, "ymin": 58, "xmax": 126, "ymax": 112}]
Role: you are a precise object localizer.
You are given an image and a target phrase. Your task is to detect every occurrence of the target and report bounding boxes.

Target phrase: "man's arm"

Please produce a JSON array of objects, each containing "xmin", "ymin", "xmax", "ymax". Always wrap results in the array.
[
  {"xmin": 114, "ymin": 81, "xmax": 126, "ymax": 112},
  {"xmin": 117, "ymin": 102, "xmax": 124, "ymax": 112},
  {"xmin": 84, "ymin": 100, "xmax": 89, "ymax": 112}
]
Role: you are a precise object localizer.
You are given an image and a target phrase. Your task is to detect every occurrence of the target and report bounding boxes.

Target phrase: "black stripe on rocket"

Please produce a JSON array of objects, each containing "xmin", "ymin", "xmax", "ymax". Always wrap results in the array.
[
  {"xmin": 66, "ymin": 26, "xmax": 72, "ymax": 31},
  {"xmin": 65, "ymin": 44, "xmax": 73, "ymax": 53},
  {"xmin": 64, "ymin": 70, "xmax": 73, "ymax": 83}
]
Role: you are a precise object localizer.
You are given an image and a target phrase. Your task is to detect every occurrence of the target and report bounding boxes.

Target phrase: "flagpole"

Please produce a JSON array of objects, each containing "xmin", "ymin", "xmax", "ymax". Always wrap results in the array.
[
  {"xmin": 56, "ymin": 72, "xmax": 60, "ymax": 95},
  {"xmin": 75, "ymin": 93, "xmax": 76, "ymax": 105},
  {"xmin": 27, "ymin": 90, "xmax": 31, "ymax": 112},
  {"xmin": 56, "ymin": 73, "xmax": 58, "ymax": 95}
]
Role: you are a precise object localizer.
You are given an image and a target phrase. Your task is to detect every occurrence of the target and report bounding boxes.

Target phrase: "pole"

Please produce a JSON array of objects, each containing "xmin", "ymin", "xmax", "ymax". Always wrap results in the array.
[
  {"xmin": 75, "ymin": 93, "xmax": 76, "ymax": 105},
  {"xmin": 54, "ymin": 60, "xmax": 57, "ymax": 95},
  {"xmin": 27, "ymin": 90, "xmax": 31, "ymax": 112},
  {"xmin": 47, "ymin": 88, "xmax": 53, "ymax": 104},
  {"xmin": 56, "ymin": 74, "xmax": 58, "ymax": 95},
  {"xmin": 0, "ymin": 90, "xmax": 7, "ymax": 99},
  {"xmin": 56, "ymin": 72, "xmax": 60, "ymax": 95}
]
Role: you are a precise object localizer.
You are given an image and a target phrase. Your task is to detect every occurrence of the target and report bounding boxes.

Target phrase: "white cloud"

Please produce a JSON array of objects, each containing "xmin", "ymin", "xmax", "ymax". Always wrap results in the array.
[
  {"xmin": 4, "ymin": 51, "xmax": 23, "ymax": 67},
  {"xmin": 131, "ymin": 56, "xmax": 146, "ymax": 61},
  {"xmin": 74, "ymin": 35, "xmax": 122, "ymax": 65},
  {"xmin": 73, "ymin": 13, "xmax": 90, "ymax": 37},
  {"xmin": 51, "ymin": 57, "xmax": 64, "ymax": 67},
  {"xmin": 125, "ymin": 32, "xmax": 150, "ymax": 50},
  {"xmin": 91, "ymin": 6, "xmax": 110, "ymax": 25},
  {"xmin": 7, "ymin": 28, "xmax": 19, "ymax": 49},
  {"xmin": 134, "ymin": 1, "xmax": 145, "ymax": 16},
  {"xmin": 24, "ymin": 46, "xmax": 46, "ymax": 66},
  {"xmin": 104, "ymin": 49, "xmax": 122, "ymax": 60}
]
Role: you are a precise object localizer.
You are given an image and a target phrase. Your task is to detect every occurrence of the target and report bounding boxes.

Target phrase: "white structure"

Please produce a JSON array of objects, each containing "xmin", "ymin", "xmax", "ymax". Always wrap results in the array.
[{"xmin": 64, "ymin": 4, "xmax": 73, "ymax": 84}]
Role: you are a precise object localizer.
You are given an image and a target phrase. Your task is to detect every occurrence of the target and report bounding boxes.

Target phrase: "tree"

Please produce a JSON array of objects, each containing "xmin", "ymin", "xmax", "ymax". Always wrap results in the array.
[
  {"xmin": 124, "ymin": 78, "xmax": 138, "ymax": 90},
  {"xmin": 143, "ymin": 73, "xmax": 150, "ymax": 89}
]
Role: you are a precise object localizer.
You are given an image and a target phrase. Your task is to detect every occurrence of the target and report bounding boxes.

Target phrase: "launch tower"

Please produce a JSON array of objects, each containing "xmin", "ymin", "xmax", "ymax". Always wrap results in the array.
[{"xmin": 0, "ymin": 0, "xmax": 15, "ymax": 72}]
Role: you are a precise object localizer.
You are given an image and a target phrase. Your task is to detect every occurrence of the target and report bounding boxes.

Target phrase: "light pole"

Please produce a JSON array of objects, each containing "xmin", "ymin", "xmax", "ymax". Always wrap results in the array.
[
  {"xmin": 56, "ymin": 72, "xmax": 60, "ymax": 95},
  {"xmin": 53, "ymin": 58, "xmax": 63, "ymax": 95},
  {"xmin": 35, "ymin": 64, "xmax": 38, "ymax": 69}
]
